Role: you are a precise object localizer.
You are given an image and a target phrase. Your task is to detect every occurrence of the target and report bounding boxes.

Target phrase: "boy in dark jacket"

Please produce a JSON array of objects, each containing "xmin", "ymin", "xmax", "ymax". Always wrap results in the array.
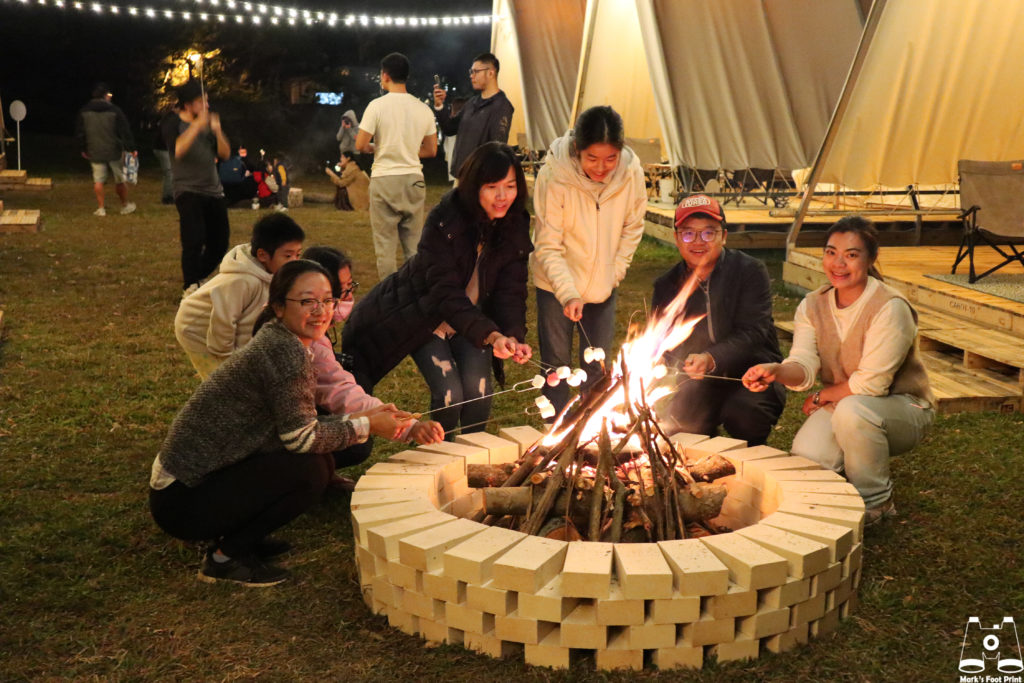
[{"xmin": 75, "ymin": 82, "xmax": 137, "ymax": 216}]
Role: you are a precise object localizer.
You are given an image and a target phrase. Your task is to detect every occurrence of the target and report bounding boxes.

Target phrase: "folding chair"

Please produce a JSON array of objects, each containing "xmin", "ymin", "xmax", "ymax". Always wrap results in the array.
[{"xmin": 953, "ymin": 159, "xmax": 1024, "ymax": 283}]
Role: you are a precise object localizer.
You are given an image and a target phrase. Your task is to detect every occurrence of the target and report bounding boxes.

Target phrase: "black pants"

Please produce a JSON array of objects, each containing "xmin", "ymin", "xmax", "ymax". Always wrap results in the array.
[
  {"xmin": 149, "ymin": 449, "xmax": 332, "ymax": 557},
  {"xmin": 659, "ymin": 376, "xmax": 786, "ymax": 447},
  {"xmin": 175, "ymin": 191, "xmax": 230, "ymax": 289}
]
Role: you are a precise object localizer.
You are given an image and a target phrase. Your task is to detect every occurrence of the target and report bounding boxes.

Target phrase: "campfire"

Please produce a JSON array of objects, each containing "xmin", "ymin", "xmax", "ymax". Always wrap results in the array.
[{"xmin": 469, "ymin": 273, "xmax": 735, "ymax": 542}]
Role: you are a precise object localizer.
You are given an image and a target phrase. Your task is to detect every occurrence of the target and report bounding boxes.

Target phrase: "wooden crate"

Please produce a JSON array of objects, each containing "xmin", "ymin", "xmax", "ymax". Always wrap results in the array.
[
  {"xmin": 0, "ymin": 169, "xmax": 27, "ymax": 189},
  {"xmin": 23, "ymin": 177, "xmax": 52, "ymax": 191},
  {"xmin": 0, "ymin": 209, "xmax": 42, "ymax": 234}
]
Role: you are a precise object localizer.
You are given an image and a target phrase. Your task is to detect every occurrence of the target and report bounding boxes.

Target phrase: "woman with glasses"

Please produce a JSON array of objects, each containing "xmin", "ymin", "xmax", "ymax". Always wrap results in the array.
[
  {"xmin": 650, "ymin": 194, "xmax": 786, "ymax": 446},
  {"xmin": 342, "ymin": 142, "xmax": 533, "ymax": 437},
  {"xmin": 150, "ymin": 260, "xmax": 406, "ymax": 586},
  {"xmin": 531, "ymin": 105, "xmax": 646, "ymax": 417}
]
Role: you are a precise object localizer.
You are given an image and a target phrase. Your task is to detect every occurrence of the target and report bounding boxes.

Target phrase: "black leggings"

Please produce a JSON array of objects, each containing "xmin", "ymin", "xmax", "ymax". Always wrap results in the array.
[
  {"xmin": 150, "ymin": 449, "xmax": 333, "ymax": 557},
  {"xmin": 174, "ymin": 191, "xmax": 230, "ymax": 289}
]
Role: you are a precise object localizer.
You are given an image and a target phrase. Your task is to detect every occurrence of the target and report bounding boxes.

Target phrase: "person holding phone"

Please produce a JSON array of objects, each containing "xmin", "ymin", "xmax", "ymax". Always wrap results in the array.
[{"xmin": 324, "ymin": 151, "xmax": 369, "ymax": 211}]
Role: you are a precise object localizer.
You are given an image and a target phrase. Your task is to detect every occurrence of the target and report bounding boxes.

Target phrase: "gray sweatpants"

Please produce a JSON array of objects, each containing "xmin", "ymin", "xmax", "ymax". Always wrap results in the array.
[{"xmin": 368, "ymin": 173, "xmax": 426, "ymax": 278}]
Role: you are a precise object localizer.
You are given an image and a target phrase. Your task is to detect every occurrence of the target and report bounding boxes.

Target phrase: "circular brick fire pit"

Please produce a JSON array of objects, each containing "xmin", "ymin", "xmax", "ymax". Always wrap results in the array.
[{"xmin": 350, "ymin": 426, "xmax": 864, "ymax": 671}]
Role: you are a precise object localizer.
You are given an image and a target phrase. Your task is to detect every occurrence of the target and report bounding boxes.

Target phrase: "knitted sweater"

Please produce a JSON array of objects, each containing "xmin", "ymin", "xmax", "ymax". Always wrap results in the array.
[{"xmin": 154, "ymin": 320, "xmax": 361, "ymax": 487}]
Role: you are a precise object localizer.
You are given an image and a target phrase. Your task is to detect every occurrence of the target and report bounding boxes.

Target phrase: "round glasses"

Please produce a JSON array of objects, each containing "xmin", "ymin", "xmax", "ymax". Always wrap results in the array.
[
  {"xmin": 675, "ymin": 228, "xmax": 721, "ymax": 243},
  {"xmin": 286, "ymin": 297, "xmax": 337, "ymax": 311},
  {"xmin": 339, "ymin": 282, "xmax": 360, "ymax": 299}
]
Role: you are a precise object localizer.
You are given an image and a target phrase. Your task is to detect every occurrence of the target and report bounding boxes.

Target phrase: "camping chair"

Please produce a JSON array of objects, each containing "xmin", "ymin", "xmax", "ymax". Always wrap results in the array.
[
  {"xmin": 626, "ymin": 137, "xmax": 674, "ymax": 201},
  {"xmin": 953, "ymin": 160, "xmax": 1024, "ymax": 283}
]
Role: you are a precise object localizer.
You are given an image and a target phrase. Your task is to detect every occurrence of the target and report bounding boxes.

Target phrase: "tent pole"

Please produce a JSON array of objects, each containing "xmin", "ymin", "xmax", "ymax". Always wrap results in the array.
[
  {"xmin": 569, "ymin": 0, "xmax": 600, "ymax": 126},
  {"xmin": 785, "ymin": 0, "xmax": 889, "ymax": 259}
]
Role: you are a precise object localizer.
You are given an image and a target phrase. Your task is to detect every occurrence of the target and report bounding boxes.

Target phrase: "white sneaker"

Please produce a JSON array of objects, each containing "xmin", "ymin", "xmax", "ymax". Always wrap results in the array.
[
  {"xmin": 274, "ymin": 204, "xmax": 288, "ymax": 213},
  {"xmin": 251, "ymin": 199, "xmax": 260, "ymax": 210},
  {"xmin": 94, "ymin": 207, "xmax": 107, "ymax": 217},
  {"xmin": 120, "ymin": 202, "xmax": 137, "ymax": 215}
]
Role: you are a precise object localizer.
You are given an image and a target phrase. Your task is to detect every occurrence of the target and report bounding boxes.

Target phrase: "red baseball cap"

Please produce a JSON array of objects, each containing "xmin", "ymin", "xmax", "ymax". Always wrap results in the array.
[{"xmin": 674, "ymin": 194, "xmax": 725, "ymax": 227}]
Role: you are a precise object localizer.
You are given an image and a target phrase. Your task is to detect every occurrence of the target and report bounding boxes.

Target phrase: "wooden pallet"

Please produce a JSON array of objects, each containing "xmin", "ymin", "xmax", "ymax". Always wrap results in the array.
[
  {"xmin": 0, "ymin": 169, "xmax": 28, "ymax": 189},
  {"xmin": 23, "ymin": 177, "xmax": 52, "ymax": 191},
  {"xmin": 0, "ymin": 209, "xmax": 41, "ymax": 233}
]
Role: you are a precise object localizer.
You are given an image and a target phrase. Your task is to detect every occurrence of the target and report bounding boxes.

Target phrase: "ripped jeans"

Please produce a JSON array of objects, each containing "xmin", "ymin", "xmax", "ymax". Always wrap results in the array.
[{"xmin": 411, "ymin": 333, "xmax": 492, "ymax": 439}]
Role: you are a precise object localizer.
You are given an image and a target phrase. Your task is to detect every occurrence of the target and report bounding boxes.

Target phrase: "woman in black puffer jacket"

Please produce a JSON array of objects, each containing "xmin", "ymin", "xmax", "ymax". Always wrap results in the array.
[{"xmin": 342, "ymin": 142, "xmax": 533, "ymax": 436}]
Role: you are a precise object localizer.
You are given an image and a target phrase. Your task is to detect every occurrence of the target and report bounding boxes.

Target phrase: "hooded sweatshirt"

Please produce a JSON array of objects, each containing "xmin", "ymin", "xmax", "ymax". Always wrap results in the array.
[
  {"xmin": 75, "ymin": 98, "xmax": 135, "ymax": 163},
  {"xmin": 336, "ymin": 109, "xmax": 359, "ymax": 156},
  {"xmin": 174, "ymin": 243, "xmax": 272, "ymax": 358},
  {"xmin": 530, "ymin": 133, "xmax": 646, "ymax": 305}
]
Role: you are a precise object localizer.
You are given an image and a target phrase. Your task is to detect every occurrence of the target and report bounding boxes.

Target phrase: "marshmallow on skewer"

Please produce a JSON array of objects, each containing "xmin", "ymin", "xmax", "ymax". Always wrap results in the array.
[
  {"xmin": 546, "ymin": 370, "xmax": 561, "ymax": 387},
  {"xmin": 583, "ymin": 346, "xmax": 606, "ymax": 363},
  {"xmin": 534, "ymin": 395, "xmax": 556, "ymax": 419},
  {"xmin": 556, "ymin": 365, "xmax": 571, "ymax": 379},
  {"xmin": 531, "ymin": 374, "xmax": 546, "ymax": 389},
  {"xmin": 652, "ymin": 364, "xmax": 668, "ymax": 380}
]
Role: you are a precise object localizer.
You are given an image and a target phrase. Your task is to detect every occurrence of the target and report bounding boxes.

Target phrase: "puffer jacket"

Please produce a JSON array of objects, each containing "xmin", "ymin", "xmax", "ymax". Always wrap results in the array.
[
  {"xmin": 530, "ymin": 133, "xmax": 646, "ymax": 305},
  {"xmin": 342, "ymin": 190, "xmax": 532, "ymax": 387}
]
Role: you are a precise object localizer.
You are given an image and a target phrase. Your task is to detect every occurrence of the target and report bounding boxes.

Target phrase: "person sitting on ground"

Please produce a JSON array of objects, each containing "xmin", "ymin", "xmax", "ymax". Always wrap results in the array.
[
  {"xmin": 324, "ymin": 151, "xmax": 370, "ymax": 211},
  {"xmin": 651, "ymin": 194, "xmax": 786, "ymax": 446},
  {"xmin": 218, "ymin": 146, "xmax": 256, "ymax": 207},
  {"xmin": 175, "ymin": 213, "xmax": 304, "ymax": 379},
  {"xmin": 742, "ymin": 215, "xmax": 935, "ymax": 526},
  {"xmin": 342, "ymin": 142, "xmax": 533, "ymax": 437},
  {"xmin": 270, "ymin": 153, "xmax": 290, "ymax": 211},
  {"xmin": 303, "ymin": 246, "xmax": 444, "ymax": 486},
  {"xmin": 150, "ymin": 260, "xmax": 406, "ymax": 586},
  {"xmin": 251, "ymin": 157, "xmax": 281, "ymax": 210}
]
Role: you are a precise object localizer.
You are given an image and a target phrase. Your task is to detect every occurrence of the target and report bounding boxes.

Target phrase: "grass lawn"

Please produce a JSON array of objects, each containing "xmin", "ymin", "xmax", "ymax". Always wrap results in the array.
[{"xmin": 1, "ymin": 167, "xmax": 1021, "ymax": 681}]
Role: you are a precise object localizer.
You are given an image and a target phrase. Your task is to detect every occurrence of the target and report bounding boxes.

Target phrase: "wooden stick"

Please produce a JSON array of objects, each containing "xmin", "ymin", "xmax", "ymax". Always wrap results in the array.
[{"xmin": 589, "ymin": 420, "xmax": 610, "ymax": 541}]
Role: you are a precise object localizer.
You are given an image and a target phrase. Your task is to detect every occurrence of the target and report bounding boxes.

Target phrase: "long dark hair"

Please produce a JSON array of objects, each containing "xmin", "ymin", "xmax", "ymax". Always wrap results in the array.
[
  {"xmin": 455, "ymin": 141, "xmax": 527, "ymax": 234},
  {"xmin": 252, "ymin": 259, "xmax": 331, "ymax": 335},
  {"xmin": 572, "ymin": 105, "xmax": 625, "ymax": 153},
  {"xmin": 826, "ymin": 215, "xmax": 883, "ymax": 281}
]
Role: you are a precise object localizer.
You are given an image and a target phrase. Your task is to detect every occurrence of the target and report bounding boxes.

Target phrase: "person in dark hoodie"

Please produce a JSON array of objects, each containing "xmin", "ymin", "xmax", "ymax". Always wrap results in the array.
[
  {"xmin": 75, "ymin": 82, "xmax": 137, "ymax": 216},
  {"xmin": 432, "ymin": 52, "xmax": 514, "ymax": 179},
  {"xmin": 342, "ymin": 142, "xmax": 532, "ymax": 437}
]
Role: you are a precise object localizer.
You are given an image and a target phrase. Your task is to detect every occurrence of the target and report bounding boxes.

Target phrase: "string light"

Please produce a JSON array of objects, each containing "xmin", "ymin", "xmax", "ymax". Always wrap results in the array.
[{"xmin": 2, "ymin": 0, "xmax": 496, "ymax": 28}]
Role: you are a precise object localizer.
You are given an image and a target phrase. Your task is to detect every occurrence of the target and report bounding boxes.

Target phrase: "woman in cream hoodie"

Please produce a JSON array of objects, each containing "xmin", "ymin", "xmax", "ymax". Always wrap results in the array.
[{"xmin": 531, "ymin": 106, "xmax": 646, "ymax": 415}]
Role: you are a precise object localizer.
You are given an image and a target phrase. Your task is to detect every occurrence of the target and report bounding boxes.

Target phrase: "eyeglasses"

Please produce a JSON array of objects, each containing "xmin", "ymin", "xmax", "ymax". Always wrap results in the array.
[
  {"xmin": 339, "ymin": 282, "xmax": 360, "ymax": 298},
  {"xmin": 675, "ymin": 228, "xmax": 721, "ymax": 243},
  {"xmin": 286, "ymin": 297, "xmax": 337, "ymax": 311},
  {"xmin": 468, "ymin": 67, "xmax": 491, "ymax": 77}
]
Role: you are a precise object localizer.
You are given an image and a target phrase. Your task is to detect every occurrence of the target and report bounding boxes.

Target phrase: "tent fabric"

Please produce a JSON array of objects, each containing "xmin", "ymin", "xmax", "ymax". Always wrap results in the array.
[{"xmin": 816, "ymin": 0, "xmax": 1024, "ymax": 188}]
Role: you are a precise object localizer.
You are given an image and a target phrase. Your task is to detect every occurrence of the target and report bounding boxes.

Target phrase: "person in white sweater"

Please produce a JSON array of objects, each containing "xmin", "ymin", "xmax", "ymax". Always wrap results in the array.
[
  {"xmin": 174, "ymin": 213, "xmax": 305, "ymax": 378},
  {"xmin": 531, "ymin": 106, "xmax": 646, "ymax": 416},
  {"xmin": 743, "ymin": 216, "xmax": 935, "ymax": 526}
]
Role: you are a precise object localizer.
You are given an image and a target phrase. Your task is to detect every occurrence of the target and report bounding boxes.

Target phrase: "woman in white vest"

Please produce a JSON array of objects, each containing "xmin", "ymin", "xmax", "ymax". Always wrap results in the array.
[
  {"xmin": 531, "ymin": 106, "xmax": 646, "ymax": 416},
  {"xmin": 742, "ymin": 216, "xmax": 934, "ymax": 526}
]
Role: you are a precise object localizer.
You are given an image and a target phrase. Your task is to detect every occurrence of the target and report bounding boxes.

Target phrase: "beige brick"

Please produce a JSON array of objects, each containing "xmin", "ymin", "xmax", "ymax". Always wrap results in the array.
[
  {"xmin": 403, "ymin": 590, "xmax": 444, "ymax": 621},
  {"xmin": 681, "ymin": 611, "xmax": 735, "ymax": 646},
  {"xmin": 760, "ymin": 511, "xmax": 855, "ymax": 561},
  {"xmin": 830, "ymin": 575, "xmax": 853, "ymax": 609},
  {"xmin": 367, "ymin": 460, "xmax": 445, "ymax": 486},
  {"xmin": 718, "ymin": 495, "xmax": 763, "ymax": 529},
  {"xmin": 560, "ymin": 603, "xmax": 607, "ymax": 648},
  {"xmin": 716, "ymin": 475, "xmax": 763, "ymax": 509},
  {"xmin": 417, "ymin": 440, "xmax": 490, "ymax": 467},
  {"xmin": 355, "ymin": 543, "xmax": 382, "ymax": 585},
  {"xmin": 811, "ymin": 607, "xmax": 840, "ymax": 637},
  {"xmin": 705, "ymin": 583, "xmax": 757, "ymax": 619},
  {"xmin": 366, "ymin": 511, "xmax": 455, "ymax": 560},
  {"xmin": 778, "ymin": 491, "xmax": 866, "ymax": 512},
  {"xmin": 466, "ymin": 580, "xmax": 517, "ymax": 616},
  {"xmin": 518, "ymin": 575, "xmax": 580, "ymax": 622},
  {"xmin": 445, "ymin": 602, "xmax": 494, "ymax": 635},
  {"xmin": 658, "ymin": 538, "xmax": 730, "ymax": 596},
  {"xmin": 844, "ymin": 543, "xmax": 863, "ymax": 578},
  {"xmin": 762, "ymin": 468, "xmax": 847, "ymax": 484},
  {"xmin": 454, "ymin": 432, "xmax": 519, "ymax": 464},
  {"xmin": 653, "ymin": 642, "xmax": 703, "ymax": 669},
  {"xmin": 738, "ymin": 606, "xmax": 791, "ymax": 638},
  {"xmin": 625, "ymin": 615, "xmax": 676, "ymax": 649},
  {"xmin": 596, "ymin": 628, "xmax": 644, "ymax": 671},
  {"xmin": 386, "ymin": 560, "xmax": 421, "ymax": 591},
  {"xmin": 776, "ymin": 500, "xmax": 865, "ymax": 542},
  {"xmin": 387, "ymin": 608, "xmax": 418, "ymax": 636},
  {"xmin": 350, "ymin": 488, "xmax": 430, "ymax": 510},
  {"xmin": 718, "ymin": 444, "xmax": 789, "ymax": 473},
  {"xmin": 494, "ymin": 610, "xmax": 556, "ymax": 645},
  {"xmin": 684, "ymin": 435, "xmax": 747, "ymax": 461},
  {"xmin": 389, "ymin": 449, "xmax": 465, "ymax": 482},
  {"xmin": 464, "ymin": 631, "xmax": 520, "ymax": 658},
  {"xmin": 650, "ymin": 594, "xmax": 700, "ymax": 624},
  {"xmin": 614, "ymin": 542, "xmax": 674, "ymax": 600},
  {"xmin": 812, "ymin": 562, "xmax": 843, "ymax": 595},
  {"xmin": 440, "ymin": 476, "xmax": 471, "ymax": 506},
  {"xmin": 736, "ymin": 522, "xmax": 831, "ymax": 579},
  {"xmin": 759, "ymin": 576, "xmax": 810, "ymax": 609},
  {"xmin": 399, "ymin": 518, "xmax": 488, "ymax": 571},
  {"xmin": 498, "ymin": 425, "xmax": 545, "ymax": 455},
  {"xmin": 418, "ymin": 617, "xmax": 454, "ymax": 645},
  {"xmin": 354, "ymin": 474, "xmax": 439, "ymax": 505},
  {"xmin": 351, "ymin": 499, "xmax": 437, "ymax": 545},
  {"xmin": 764, "ymin": 622, "xmax": 808, "ymax": 653},
  {"xmin": 790, "ymin": 591, "xmax": 826, "ymax": 625},
  {"xmin": 524, "ymin": 629, "xmax": 569, "ymax": 669},
  {"xmin": 709, "ymin": 633, "xmax": 759, "ymax": 662},
  {"xmin": 777, "ymin": 479, "xmax": 861, "ymax": 497},
  {"xmin": 669, "ymin": 432, "xmax": 710, "ymax": 451},
  {"xmin": 562, "ymin": 542, "xmax": 614, "ymax": 598},
  {"xmin": 450, "ymin": 489, "xmax": 483, "ymax": 519},
  {"xmin": 743, "ymin": 456, "xmax": 821, "ymax": 489},
  {"xmin": 444, "ymin": 526, "xmax": 526, "ymax": 584},
  {"xmin": 491, "ymin": 535, "xmax": 568, "ymax": 594},
  {"xmin": 371, "ymin": 575, "xmax": 403, "ymax": 609},
  {"xmin": 700, "ymin": 533, "xmax": 789, "ymax": 590},
  {"xmin": 423, "ymin": 569, "xmax": 465, "ymax": 603},
  {"xmin": 596, "ymin": 579, "xmax": 645, "ymax": 625}
]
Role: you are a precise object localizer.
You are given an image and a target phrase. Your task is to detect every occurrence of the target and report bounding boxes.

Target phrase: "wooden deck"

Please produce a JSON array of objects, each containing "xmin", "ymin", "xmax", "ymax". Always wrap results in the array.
[{"xmin": 780, "ymin": 246, "xmax": 1024, "ymax": 414}]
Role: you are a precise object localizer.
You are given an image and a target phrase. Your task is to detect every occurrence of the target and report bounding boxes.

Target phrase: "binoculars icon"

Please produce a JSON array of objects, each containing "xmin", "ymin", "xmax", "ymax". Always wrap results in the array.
[{"xmin": 959, "ymin": 616, "xmax": 1024, "ymax": 673}]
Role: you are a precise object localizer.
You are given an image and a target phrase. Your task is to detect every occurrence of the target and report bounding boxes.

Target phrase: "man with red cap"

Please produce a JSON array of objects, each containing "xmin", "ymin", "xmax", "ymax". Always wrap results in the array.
[{"xmin": 650, "ymin": 194, "xmax": 785, "ymax": 445}]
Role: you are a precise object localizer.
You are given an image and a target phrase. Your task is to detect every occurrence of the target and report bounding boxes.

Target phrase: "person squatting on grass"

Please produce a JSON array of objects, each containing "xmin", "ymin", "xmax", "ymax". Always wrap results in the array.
[
  {"xmin": 743, "ymin": 216, "xmax": 935, "ymax": 526},
  {"xmin": 342, "ymin": 142, "xmax": 533, "ymax": 437},
  {"xmin": 174, "ymin": 213, "xmax": 304, "ymax": 379},
  {"xmin": 530, "ymin": 105, "xmax": 647, "ymax": 418},
  {"xmin": 302, "ymin": 245, "xmax": 444, "ymax": 484},
  {"xmin": 150, "ymin": 260, "xmax": 408, "ymax": 586}
]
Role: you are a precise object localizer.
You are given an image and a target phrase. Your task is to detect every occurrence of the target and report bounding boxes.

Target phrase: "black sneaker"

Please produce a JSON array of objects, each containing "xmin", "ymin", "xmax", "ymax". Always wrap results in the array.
[
  {"xmin": 197, "ymin": 552, "xmax": 289, "ymax": 587},
  {"xmin": 254, "ymin": 537, "xmax": 292, "ymax": 559}
]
